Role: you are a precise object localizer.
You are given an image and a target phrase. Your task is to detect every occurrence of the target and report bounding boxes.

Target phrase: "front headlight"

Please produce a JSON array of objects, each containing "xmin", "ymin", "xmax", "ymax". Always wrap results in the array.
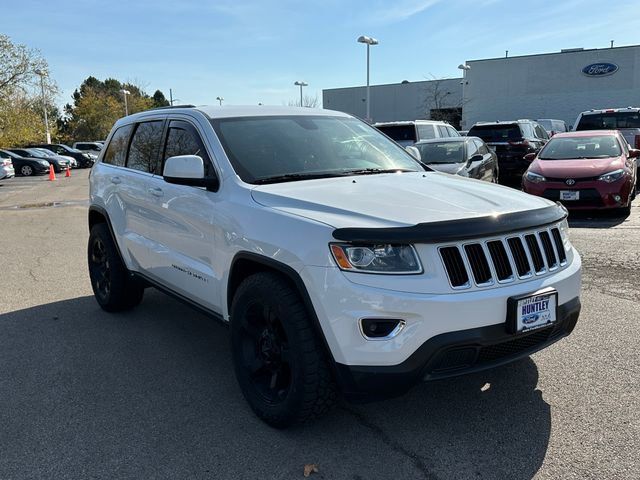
[
  {"xmin": 39, "ymin": 160, "xmax": 50, "ymax": 166},
  {"xmin": 598, "ymin": 169, "xmax": 625, "ymax": 183},
  {"xmin": 558, "ymin": 218, "xmax": 570, "ymax": 248},
  {"xmin": 330, "ymin": 243, "xmax": 422, "ymax": 274},
  {"xmin": 524, "ymin": 171, "xmax": 546, "ymax": 183}
]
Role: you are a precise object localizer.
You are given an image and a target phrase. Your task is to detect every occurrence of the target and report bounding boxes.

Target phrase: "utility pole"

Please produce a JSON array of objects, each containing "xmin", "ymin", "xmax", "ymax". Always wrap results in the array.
[{"xmin": 34, "ymin": 70, "xmax": 51, "ymax": 143}]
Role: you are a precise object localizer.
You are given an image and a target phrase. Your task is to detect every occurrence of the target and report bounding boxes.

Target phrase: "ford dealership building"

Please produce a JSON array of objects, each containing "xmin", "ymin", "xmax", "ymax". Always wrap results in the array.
[{"xmin": 322, "ymin": 44, "xmax": 640, "ymax": 130}]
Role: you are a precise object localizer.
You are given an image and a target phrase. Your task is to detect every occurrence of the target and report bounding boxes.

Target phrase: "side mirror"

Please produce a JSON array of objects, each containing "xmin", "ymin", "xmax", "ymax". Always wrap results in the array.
[
  {"xmin": 163, "ymin": 155, "xmax": 218, "ymax": 190},
  {"xmin": 523, "ymin": 152, "xmax": 537, "ymax": 162},
  {"xmin": 629, "ymin": 149, "xmax": 640, "ymax": 158},
  {"xmin": 468, "ymin": 154, "xmax": 483, "ymax": 163},
  {"xmin": 405, "ymin": 146, "xmax": 421, "ymax": 161}
]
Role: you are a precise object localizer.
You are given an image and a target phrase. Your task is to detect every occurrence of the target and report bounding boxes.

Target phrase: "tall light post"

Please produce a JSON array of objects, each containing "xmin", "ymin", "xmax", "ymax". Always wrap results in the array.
[
  {"xmin": 294, "ymin": 81, "xmax": 308, "ymax": 107},
  {"xmin": 33, "ymin": 69, "xmax": 51, "ymax": 143},
  {"xmin": 458, "ymin": 63, "xmax": 471, "ymax": 129},
  {"xmin": 216, "ymin": 96, "xmax": 224, "ymax": 106},
  {"xmin": 120, "ymin": 89, "xmax": 131, "ymax": 116},
  {"xmin": 357, "ymin": 35, "xmax": 379, "ymax": 123}
]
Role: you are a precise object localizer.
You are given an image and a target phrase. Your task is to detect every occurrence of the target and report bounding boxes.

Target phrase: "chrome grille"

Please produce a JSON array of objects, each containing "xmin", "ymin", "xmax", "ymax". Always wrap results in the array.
[{"xmin": 439, "ymin": 226, "xmax": 567, "ymax": 289}]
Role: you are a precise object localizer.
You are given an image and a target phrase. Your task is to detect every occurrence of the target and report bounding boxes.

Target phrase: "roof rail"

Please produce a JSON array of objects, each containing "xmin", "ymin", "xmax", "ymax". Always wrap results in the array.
[{"xmin": 149, "ymin": 104, "xmax": 196, "ymax": 111}]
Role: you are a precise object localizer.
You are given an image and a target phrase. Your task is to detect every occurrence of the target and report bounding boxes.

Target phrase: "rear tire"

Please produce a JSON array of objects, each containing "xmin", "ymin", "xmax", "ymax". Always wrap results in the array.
[
  {"xmin": 20, "ymin": 165, "xmax": 34, "ymax": 176},
  {"xmin": 230, "ymin": 272, "xmax": 336, "ymax": 428},
  {"xmin": 88, "ymin": 223, "xmax": 144, "ymax": 312}
]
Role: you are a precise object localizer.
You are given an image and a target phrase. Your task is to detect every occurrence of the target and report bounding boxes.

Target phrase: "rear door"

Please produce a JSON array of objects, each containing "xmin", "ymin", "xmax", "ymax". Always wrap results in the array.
[{"xmin": 142, "ymin": 119, "xmax": 222, "ymax": 313}]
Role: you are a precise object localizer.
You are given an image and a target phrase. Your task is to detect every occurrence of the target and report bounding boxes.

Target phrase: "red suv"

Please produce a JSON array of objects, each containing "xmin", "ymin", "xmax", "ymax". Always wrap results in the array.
[{"xmin": 522, "ymin": 130, "xmax": 638, "ymax": 213}]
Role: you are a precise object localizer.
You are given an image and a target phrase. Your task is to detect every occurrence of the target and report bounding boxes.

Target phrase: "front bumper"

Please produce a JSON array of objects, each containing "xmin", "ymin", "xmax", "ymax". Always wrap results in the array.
[
  {"xmin": 302, "ymin": 249, "xmax": 581, "ymax": 401},
  {"xmin": 524, "ymin": 178, "xmax": 633, "ymax": 209},
  {"xmin": 335, "ymin": 297, "xmax": 580, "ymax": 402}
]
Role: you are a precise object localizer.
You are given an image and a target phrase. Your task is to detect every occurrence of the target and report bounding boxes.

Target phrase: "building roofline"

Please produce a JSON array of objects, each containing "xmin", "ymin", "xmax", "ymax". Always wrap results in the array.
[
  {"xmin": 467, "ymin": 43, "xmax": 640, "ymax": 64},
  {"xmin": 323, "ymin": 77, "xmax": 462, "ymax": 93}
]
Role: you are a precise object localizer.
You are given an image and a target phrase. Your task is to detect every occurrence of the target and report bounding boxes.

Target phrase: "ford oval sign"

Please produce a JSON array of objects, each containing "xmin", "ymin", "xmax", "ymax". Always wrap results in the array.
[{"xmin": 582, "ymin": 62, "xmax": 618, "ymax": 77}]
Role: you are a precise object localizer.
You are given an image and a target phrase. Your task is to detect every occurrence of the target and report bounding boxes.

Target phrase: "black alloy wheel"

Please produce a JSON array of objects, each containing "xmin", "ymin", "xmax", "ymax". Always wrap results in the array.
[{"xmin": 239, "ymin": 301, "xmax": 293, "ymax": 405}]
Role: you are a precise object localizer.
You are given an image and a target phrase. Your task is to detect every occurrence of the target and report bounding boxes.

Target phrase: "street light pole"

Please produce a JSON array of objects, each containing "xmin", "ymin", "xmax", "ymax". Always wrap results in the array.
[
  {"xmin": 34, "ymin": 70, "xmax": 51, "ymax": 143},
  {"xmin": 294, "ymin": 81, "xmax": 308, "ymax": 107},
  {"xmin": 216, "ymin": 96, "xmax": 224, "ymax": 106},
  {"xmin": 357, "ymin": 35, "xmax": 379, "ymax": 123},
  {"xmin": 120, "ymin": 89, "xmax": 131, "ymax": 116}
]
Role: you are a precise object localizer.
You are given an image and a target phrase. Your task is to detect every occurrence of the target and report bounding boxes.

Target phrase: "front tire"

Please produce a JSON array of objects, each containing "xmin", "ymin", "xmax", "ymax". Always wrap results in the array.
[
  {"xmin": 88, "ymin": 223, "xmax": 144, "ymax": 312},
  {"xmin": 231, "ymin": 272, "xmax": 336, "ymax": 428},
  {"xmin": 20, "ymin": 165, "xmax": 34, "ymax": 176}
]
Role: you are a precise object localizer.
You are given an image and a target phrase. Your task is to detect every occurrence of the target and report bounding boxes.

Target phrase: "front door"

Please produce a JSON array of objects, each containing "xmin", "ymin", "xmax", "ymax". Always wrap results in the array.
[{"xmin": 143, "ymin": 120, "xmax": 222, "ymax": 314}]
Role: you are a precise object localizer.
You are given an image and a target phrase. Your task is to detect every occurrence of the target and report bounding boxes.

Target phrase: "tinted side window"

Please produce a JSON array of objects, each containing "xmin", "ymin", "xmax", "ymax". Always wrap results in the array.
[
  {"xmin": 474, "ymin": 139, "xmax": 488, "ymax": 154},
  {"xmin": 437, "ymin": 125, "xmax": 449, "ymax": 137},
  {"xmin": 127, "ymin": 121, "xmax": 164, "ymax": 173},
  {"xmin": 446, "ymin": 126, "xmax": 459, "ymax": 137},
  {"xmin": 534, "ymin": 124, "xmax": 548, "ymax": 139},
  {"xmin": 467, "ymin": 140, "xmax": 479, "ymax": 157},
  {"xmin": 103, "ymin": 125, "xmax": 134, "ymax": 167},
  {"xmin": 163, "ymin": 121, "xmax": 213, "ymax": 176},
  {"xmin": 417, "ymin": 124, "xmax": 436, "ymax": 140}
]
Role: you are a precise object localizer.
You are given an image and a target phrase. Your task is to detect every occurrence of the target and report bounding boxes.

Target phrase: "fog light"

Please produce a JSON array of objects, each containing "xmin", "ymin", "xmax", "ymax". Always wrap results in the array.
[
  {"xmin": 613, "ymin": 194, "xmax": 621, "ymax": 203},
  {"xmin": 359, "ymin": 318, "xmax": 405, "ymax": 340}
]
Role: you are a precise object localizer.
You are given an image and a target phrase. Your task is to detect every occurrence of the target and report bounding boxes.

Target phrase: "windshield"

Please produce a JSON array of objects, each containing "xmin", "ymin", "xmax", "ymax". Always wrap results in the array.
[
  {"xmin": 210, "ymin": 115, "xmax": 424, "ymax": 184},
  {"xmin": 415, "ymin": 141, "xmax": 465, "ymax": 164},
  {"xmin": 374, "ymin": 125, "xmax": 417, "ymax": 147},
  {"xmin": 468, "ymin": 124, "xmax": 521, "ymax": 142},
  {"xmin": 577, "ymin": 112, "xmax": 640, "ymax": 130},
  {"xmin": 538, "ymin": 135, "xmax": 621, "ymax": 160},
  {"xmin": 32, "ymin": 148, "xmax": 52, "ymax": 156}
]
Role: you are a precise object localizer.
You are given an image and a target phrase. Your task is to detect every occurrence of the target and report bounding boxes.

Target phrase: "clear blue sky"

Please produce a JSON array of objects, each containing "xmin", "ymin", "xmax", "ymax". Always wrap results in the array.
[{"xmin": 4, "ymin": 0, "xmax": 640, "ymax": 108}]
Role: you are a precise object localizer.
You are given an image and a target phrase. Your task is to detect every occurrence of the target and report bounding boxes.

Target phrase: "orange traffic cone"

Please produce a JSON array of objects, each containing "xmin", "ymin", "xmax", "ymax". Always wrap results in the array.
[
  {"xmin": 65, "ymin": 165, "xmax": 71, "ymax": 178},
  {"xmin": 48, "ymin": 164, "xmax": 56, "ymax": 181}
]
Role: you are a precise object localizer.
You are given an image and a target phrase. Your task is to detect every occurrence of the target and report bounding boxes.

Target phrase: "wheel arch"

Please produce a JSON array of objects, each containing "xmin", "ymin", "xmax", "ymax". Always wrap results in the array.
[
  {"xmin": 227, "ymin": 252, "xmax": 337, "ymax": 367},
  {"xmin": 88, "ymin": 205, "xmax": 127, "ymax": 266}
]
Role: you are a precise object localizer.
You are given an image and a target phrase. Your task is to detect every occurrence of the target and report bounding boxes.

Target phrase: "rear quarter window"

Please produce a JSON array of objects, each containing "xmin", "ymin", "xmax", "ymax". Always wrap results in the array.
[{"xmin": 102, "ymin": 125, "xmax": 134, "ymax": 167}]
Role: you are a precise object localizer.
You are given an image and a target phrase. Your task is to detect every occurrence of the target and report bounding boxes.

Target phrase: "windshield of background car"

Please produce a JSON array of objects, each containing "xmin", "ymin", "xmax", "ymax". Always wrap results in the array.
[
  {"xmin": 467, "ymin": 124, "xmax": 521, "ymax": 142},
  {"xmin": 374, "ymin": 124, "xmax": 417, "ymax": 146},
  {"xmin": 538, "ymin": 135, "xmax": 622, "ymax": 160},
  {"xmin": 210, "ymin": 116, "xmax": 425, "ymax": 183},
  {"xmin": 416, "ymin": 141, "xmax": 465, "ymax": 164},
  {"xmin": 577, "ymin": 112, "xmax": 640, "ymax": 130}
]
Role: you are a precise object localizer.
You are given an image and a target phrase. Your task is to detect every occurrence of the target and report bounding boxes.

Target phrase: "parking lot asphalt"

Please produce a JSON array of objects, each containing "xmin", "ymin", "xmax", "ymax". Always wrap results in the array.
[{"xmin": 0, "ymin": 173, "xmax": 638, "ymax": 480}]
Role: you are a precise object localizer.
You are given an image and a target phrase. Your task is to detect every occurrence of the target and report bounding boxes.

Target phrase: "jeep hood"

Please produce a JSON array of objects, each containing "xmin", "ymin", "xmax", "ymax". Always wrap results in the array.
[{"xmin": 250, "ymin": 172, "xmax": 553, "ymax": 229}]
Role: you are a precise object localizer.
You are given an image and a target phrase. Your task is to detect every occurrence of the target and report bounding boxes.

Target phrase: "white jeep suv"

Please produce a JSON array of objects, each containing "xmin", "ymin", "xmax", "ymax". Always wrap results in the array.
[{"xmin": 88, "ymin": 106, "xmax": 582, "ymax": 428}]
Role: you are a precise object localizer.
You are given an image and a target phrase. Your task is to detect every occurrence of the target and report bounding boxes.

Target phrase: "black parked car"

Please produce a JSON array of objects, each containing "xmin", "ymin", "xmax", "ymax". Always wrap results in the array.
[
  {"xmin": 467, "ymin": 120, "xmax": 548, "ymax": 183},
  {"xmin": 27, "ymin": 143, "xmax": 94, "ymax": 168},
  {"xmin": 0, "ymin": 149, "xmax": 51, "ymax": 176},
  {"xmin": 412, "ymin": 137, "xmax": 499, "ymax": 183},
  {"xmin": 7, "ymin": 148, "xmax": 70, "ymax": 173}
]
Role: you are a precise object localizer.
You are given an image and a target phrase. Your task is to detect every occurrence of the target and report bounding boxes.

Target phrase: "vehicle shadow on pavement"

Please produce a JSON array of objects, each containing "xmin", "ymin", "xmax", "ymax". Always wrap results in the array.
[
  {"xmin": 0, "ymin": 291, "xmax": 550, "ymax": 480},
  {"xmin": 567, "ymin": 209, "xmax": 630, "ymax": 228}
]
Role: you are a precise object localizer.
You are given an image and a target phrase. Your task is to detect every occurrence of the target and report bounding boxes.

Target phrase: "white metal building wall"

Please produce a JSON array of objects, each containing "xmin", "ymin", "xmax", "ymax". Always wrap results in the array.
[
  {"xmin": 462, "ymin": 45, "xmax": 640, "ymax": 129},
  {"xmin": 323, "ymin": 78, "xmax": 463, "ymax": 123}
]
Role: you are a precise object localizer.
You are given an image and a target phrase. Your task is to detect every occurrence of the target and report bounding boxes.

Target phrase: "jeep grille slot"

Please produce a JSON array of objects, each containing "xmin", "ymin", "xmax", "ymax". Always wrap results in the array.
[
  {"xmin": 539, "ymin": 230, "xmax": 558, "ymax": 269},
  {"xmin": 551, "ymin": 228, "xmax": 567, "ymax": 264},
  {"xmin": 507, "ymin": 237, "xmax": 532, "ymax": 277},
  {"xmin": 440, "ymin": 246, "xmax": 469, "ymax": 288},
  {"xmin": 463, "ymin": 244, "xmax": 492, "ymax": 285},
  {"xmin": 487, "ymin": 240, "xmax": 513, "ymax": 281},
  {"xmin": 438, "ymin": 222, "xmax": 570, "ymax": 290},
  {"xmin": 525, "ymin": 234, "xmax": 545, "ymax": 273}
]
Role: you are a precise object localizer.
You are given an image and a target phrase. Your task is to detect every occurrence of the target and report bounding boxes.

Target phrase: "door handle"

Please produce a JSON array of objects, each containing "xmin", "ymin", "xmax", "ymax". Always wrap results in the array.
[
  {"xmin": 147, "ymin": 187, "xmax": 164, "ymax": 197},
  {"xmin": 110, "ymin": 176, "xmax": 122, "ymax": 185}
]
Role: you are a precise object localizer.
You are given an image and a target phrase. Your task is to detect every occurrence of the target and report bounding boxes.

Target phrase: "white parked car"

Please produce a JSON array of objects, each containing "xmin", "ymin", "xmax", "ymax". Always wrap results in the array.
[
  {"xmin": 88, "ymin": 106, "xmax": 582, "ymax": 428},
  {"xmin": 374, "ymin": 119, "xmax": 460, "ymax": 146}
]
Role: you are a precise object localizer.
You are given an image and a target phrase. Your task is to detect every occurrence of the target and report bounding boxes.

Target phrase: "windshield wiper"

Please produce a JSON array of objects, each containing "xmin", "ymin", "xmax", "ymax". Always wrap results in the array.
[
  {"xmin": 340, "ymin": 168, "xmax": 418, "ymax": 176},
  {"xmin": 253, "ymin": 172, "xmax": 344, "ymax": 184}
]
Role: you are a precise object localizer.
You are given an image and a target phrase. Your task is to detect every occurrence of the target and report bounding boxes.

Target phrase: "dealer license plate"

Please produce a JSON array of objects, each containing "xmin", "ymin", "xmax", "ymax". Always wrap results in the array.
[
  {"xmin": 560, "ymin": 190, "xmax": 579, "ymax": 201},
  {"xmin": 509, "ymin": 289, "xmax": 557, "ymax": 333}
]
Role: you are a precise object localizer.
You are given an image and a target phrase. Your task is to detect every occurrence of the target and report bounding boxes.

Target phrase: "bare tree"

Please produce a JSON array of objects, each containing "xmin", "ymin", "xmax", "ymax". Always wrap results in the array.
[
  {"xmin": 0, "ymin": 34, "xmax": 50, "ymax": 98},
  {"xmin": 423, "ymin": 75, "xmax": 467, "ymax": 129},
  {"xmin": 288, "ymin": 94, "xmax": 320, "ymax": 108}
]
